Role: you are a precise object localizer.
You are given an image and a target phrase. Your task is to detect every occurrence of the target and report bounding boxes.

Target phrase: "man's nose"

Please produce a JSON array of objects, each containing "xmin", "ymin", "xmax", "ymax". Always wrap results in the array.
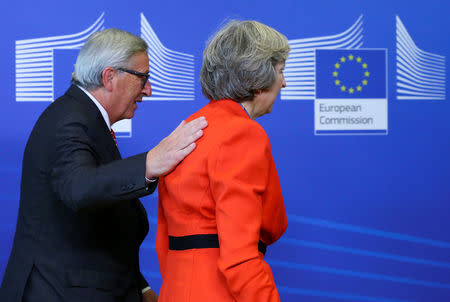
[{"xmin": 142, "ymin": 80, "xmax": 152, "ymax": 97}]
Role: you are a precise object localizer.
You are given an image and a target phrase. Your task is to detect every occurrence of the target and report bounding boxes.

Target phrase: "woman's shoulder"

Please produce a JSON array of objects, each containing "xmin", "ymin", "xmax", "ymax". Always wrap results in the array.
[
  {"xmin": 186, "ymin": 100, "xmax": 270, "ymax": 146},
  {"xmin": 214, "ymin": 117, "xmax": 270, "ymax": 153}
]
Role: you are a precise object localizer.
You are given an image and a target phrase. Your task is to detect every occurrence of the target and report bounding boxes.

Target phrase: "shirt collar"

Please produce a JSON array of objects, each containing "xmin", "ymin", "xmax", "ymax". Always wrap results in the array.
[
  {"xmin": 238, "ymin": 102, "xmax": 251, "ymax": 118},
  {"xmin": 77, "ymin": 85, "xmax": 111, "ymax": 130}
]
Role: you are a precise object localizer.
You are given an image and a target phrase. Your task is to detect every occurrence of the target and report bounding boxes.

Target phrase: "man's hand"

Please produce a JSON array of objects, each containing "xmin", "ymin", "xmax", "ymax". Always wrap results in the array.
[
  {"xmin": 145, "ymin": 116, "xmax": 207, "ymax": 179},
  {"xmin": 142, "ymin": 288, "xmax": 158, "ymax": 302}
]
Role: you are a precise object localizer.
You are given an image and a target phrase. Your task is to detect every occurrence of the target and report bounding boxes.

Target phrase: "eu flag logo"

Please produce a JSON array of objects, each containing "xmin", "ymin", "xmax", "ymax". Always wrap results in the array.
[
  {"xmin": 314, "ymin": 49, "xmax": 388, "ymax": 135},
  {"xmin": 316, "ymin": 49, "xmax": 386, "ymax": 99}
]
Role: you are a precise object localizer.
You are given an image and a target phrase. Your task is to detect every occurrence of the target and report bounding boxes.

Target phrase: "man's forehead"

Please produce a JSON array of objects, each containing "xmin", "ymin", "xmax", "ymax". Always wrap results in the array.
[{"xmin": 128, "ymin": 52, "xmax": 150, "ymax": 71}]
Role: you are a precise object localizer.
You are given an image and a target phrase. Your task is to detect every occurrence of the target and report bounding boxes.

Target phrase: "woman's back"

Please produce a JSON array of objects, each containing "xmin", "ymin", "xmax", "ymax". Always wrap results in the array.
[{"xmin": 156, "ymin": 99, "xmax": 287, "ymax": 302}]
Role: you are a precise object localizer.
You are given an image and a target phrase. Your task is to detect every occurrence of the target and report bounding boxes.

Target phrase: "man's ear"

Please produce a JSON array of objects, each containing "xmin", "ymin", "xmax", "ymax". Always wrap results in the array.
[{"xmin": 102, "ymin": 67, "xmax": 116, "ymax": 91}]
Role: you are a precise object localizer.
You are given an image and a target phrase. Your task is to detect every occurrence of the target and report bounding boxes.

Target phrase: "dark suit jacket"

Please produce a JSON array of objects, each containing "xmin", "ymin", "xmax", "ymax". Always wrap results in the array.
[{"xmin": 0, "ymin": 85, "xmax": 157, "ymax": 302}]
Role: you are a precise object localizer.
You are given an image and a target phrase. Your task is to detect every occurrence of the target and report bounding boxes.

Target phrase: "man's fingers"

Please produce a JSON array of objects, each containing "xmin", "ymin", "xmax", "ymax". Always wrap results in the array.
[
  {"xmin": 178, "ymin": 142, "xmax": 197, "ymax": 158},
  {"xmin": 170, "ymin": 120, "xmax": 186, "ymax": 136},
  {"xmin": 146, "ymin": 117, "xmax": 206, "ymax": 178},
  {"xmin": 166, "ymin": 117, "xmax": 207, "ymax": 149},
  {"xmin": 164, "ymin": 128, "xmax": 204, "ymax": 152},
  {"xmin": 181, "ymin": 117, "xmax": 207, "ymax": 134},
  {"xmin": 177, "ymin": 117, "xmax": 207, "ymax": 143},
  {"xmin": 167, "ymin": 117, "xmax": 206, "ymax": 144},
  {"xmin": 176, "ymin": 129, "xmax": 203, "ymax": 150}
]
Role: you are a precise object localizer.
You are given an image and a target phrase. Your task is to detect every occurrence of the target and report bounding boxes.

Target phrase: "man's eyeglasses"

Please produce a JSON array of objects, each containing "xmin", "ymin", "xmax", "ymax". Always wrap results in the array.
[{"xmin": 116, "ymin": 67, "xmax": 150, "ymax": 88}]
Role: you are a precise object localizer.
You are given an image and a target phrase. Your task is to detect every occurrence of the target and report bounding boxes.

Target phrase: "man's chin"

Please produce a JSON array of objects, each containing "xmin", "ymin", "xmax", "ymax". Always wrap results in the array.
[
  {"xmin": 128, "ymin": 108, "xmax": 138, "ymax": 117},
  {"xmin": 119, "ymin": 112, "xmax": 135, "ymax": 122}
]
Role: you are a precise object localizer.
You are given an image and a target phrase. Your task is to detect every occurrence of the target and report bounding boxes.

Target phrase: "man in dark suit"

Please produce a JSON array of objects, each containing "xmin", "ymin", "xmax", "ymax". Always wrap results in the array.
[{"xmin": 0, "ymin": 28, "xmax": 207, "ymax": 302}]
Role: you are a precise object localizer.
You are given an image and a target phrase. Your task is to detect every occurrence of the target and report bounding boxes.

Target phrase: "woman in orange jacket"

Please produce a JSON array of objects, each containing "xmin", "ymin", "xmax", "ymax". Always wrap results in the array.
[{"xmin": 156, "ymin": 20, "xmax": 290, "ymax": 302}]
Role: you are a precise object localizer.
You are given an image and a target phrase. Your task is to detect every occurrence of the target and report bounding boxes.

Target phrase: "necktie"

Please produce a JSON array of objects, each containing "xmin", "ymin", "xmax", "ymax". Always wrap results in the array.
[{"xmin": 110, "ymin": 129, "xmax": 118, "ymax": 147}]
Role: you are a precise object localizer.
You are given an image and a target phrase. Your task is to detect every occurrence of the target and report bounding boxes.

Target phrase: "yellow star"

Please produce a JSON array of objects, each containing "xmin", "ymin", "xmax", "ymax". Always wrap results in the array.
[
  {"xmin": 335, "ymin": 79, "xmax": 340, "ymax": 85},
  {"xmin": 340, "ymin": 57, "xmax": 346, "ymax": 63},
  {"xmin": 356, "ymin": 57, "xmax": 362, "ymax": 63},
  {"xmin": 362, "ymin": 63, "xmax": 368, "ymax": 69},
  {"xmin": 333, "ymin": 71, "xmax": 338, "ymax": 77},
  {"xmin": 364, "ymin": 71, "xmax": 370, "ymax": 77},
  {"xmin": 335, "ymin": 63, "xmax": 340, "ymax": 69},
  {"xmin": 349, "ymin": 88, "xmax": 354, "ymax": 94},
  {"xmin": 348, "ymin": 54, "xmax": 354, "ymax": 60},
  {"xmin": 362, "ymin": 79, "xmax": 368, "ymax": 85},
  {"xmin": 341, "ymin": 85, "xmax": 346, "ymax": 92},
  {"xmin": 357, "ymin": 86, "xmax": 362, "ymax": 91}
]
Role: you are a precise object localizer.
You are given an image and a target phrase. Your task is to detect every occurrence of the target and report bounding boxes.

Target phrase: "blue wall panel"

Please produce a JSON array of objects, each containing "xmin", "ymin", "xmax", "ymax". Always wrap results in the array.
[{"xmin": 1, "ymin": 1, "xmax": 449, "ymax": 301}]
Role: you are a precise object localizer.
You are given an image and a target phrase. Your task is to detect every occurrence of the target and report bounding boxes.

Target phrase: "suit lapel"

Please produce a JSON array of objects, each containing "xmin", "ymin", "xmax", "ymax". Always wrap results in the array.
[
  {"xmin": 66, "ymin": 85, "xmax": 122, "ymax": 162},
  {"xmin": 65, "ymin": 85, "xmax": 147, "ymax": 236}
]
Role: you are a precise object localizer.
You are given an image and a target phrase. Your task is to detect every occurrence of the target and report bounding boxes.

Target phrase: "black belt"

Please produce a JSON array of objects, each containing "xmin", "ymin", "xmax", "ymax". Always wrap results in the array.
[{"xmin": 169, "ymin": 234, "xmax": 267, "ymax": 256}]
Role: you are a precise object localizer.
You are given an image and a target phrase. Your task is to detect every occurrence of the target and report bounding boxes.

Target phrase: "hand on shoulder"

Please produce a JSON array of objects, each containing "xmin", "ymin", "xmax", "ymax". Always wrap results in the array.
[{"xmin": 145, "ymin": 117, "xmax": 208, "ymax": 179}]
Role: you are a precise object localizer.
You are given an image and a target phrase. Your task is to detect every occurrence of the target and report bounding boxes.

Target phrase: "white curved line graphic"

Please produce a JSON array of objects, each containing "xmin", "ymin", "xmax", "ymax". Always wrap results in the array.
[
  {"xmin": 15, "ymin": 13, "xmax": 105, "ymax": 102},
  {"xmin": 15, "ymin": 19, "xmax": 104, "ymax": 54},
  {"xmin": 397, "ymin": 24, "xmax": 445, "ymax": 63},
  {"xmin": 141, "ymin": 13, "xmax": 195, "ymax": 101},
  {"xmin": 397, "ymin": 57, "xmax": 445, "ymax": 83},
  {"xmin": 397, "ymin": 75, "xmax": 444, "ymax": 91},
  {"xmin": 286, "ymin": 32, "xmax": 363, "ymax": 56},
  {"xmin": 142, "ymin": 27, "xmax": 194, "ymax": 67},
  {"xmin": 16, "ymin": 52, "xmax": 53, "ymax": 59},
  {"xmin": 16, "ymin": 13, "xmax": 105, "ymax": 45},
  {"xmin": 147, "ymin": 51, "xmax": 193, "ymax": 74},
  {"xmin": 397, "ymin": 32, "xmax": 445, "ymax": 74},
  {"xmin": 396, "ymin": 16, "xmax": 446, "ymax": 100},
  {"xmin": 397, "ymin": 34, "xmax": 445, "ymax": 69},
  {"xmin": 140, "ymin": 14, "xmax": 193, "ymax": 59},
  {"xmin": 289, "ymin": 27, "xmax": 363, "ymax": 50},
  {"xmin": 149, "ymin": 60, "xmax": 194, "ymax": 82},
  {"xmin": 281, "ymin": 15, "xmax": 364, "ymax": 101},
  {"xmin": 147, "ymin": 53, "xmax": 194, "ymax": 77},
  {"xmin": 397, "ymin": 82, "xmax": 445, "ymax": 95},
  {"xmin": 397, "ymin": 89, "xmax": 444, "ymax": 98},
  {"xmin": 289, "ymin": 15, "xmax": 363, "ymax": 44},
  {"xmin": 149, "ymin": 80, "xmax": 194, "ymax": 91},
  {"xmin": 397, "ymin": 43, "xmax": 445, "ymax": 78},
  {"xmin": 16, "ymin": 78, "xmax": 52, "ymax": 83}
]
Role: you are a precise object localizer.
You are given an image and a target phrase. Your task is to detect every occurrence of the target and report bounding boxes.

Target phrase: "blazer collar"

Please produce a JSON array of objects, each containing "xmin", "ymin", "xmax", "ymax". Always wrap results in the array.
[{"xmin": 209, "ymin": 99, "xmax": 251, "ymax": 119}]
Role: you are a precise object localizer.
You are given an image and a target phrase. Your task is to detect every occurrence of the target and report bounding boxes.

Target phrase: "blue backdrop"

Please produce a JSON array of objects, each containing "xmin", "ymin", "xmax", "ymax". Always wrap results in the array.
[{"xmin": 1, "ymin": 1, "xmax": 449, "ymax": 301}]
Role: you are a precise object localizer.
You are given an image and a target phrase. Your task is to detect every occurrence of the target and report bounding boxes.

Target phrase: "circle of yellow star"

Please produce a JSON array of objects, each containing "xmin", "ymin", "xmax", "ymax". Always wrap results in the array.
[{"xmin": 332, "ymin": 54, "xmax": 370, "ymax": 95}]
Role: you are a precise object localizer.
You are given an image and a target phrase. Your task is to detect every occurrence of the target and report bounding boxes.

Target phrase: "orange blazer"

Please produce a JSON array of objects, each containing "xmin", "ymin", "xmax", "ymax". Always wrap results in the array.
[{"xmin": 156, "ymin": 99, "xmax": 288, "ymax": 302}]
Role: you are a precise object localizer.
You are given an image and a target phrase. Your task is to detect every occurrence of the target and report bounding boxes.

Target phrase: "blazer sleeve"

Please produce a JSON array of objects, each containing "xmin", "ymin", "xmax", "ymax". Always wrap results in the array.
[
  {"xmin": 208, "ymin": 121, "xmax": 281, "ymax": 302},
  {"xmin": 49, "ymin": 120, "xmax": 155, "ymax": 212}
]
